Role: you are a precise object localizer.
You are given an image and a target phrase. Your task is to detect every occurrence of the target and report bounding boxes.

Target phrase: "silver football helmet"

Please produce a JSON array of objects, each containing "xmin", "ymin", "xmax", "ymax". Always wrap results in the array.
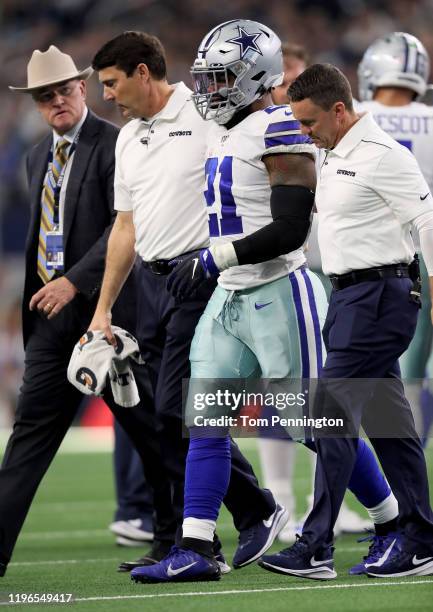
[
  {"xmin": 191, "ymin": 19, "xmax": 283, "ymax": 124},
  {"xmin": 358, "ymin": 32, "xmax": 430, "ymax": 101}
]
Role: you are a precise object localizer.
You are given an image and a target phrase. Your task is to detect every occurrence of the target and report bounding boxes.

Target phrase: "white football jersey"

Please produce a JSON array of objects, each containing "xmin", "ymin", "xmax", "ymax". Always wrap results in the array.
[
  {"xmin": 204, "ymin": 105, "xmax": 315, "ymax": 290},
  {"xmin": 359, "ymin": 100, "xmax": 433, "ymax": 190}
]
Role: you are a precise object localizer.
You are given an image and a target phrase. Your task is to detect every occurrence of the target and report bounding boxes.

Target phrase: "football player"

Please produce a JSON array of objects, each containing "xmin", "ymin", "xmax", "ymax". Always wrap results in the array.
[
  {"xmin": 358, "ymin": 32, "xmax": 433, "ymax": 444},
  {"xmin": 130, "ymin": 20, "xmax": 399, "ymax": 584}
]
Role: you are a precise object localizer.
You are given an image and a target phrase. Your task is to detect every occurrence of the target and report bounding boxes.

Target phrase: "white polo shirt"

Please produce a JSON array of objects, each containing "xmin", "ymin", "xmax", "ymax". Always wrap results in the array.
[
  {"xmin": 114, "ymin": 82, "xmax": 211, "ymax": 261},
  {"xmin": 316, "ymin": 112, "xmax": 432, "ymax": 275}
]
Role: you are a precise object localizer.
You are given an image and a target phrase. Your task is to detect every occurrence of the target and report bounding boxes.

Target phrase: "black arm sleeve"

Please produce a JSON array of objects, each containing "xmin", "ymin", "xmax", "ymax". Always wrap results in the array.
[{"xmin": 232, "ymin": 185, "xmax": 314, "ymax": 265}]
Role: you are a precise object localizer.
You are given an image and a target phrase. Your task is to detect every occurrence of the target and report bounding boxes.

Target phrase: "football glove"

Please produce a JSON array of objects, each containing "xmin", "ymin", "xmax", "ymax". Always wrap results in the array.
[{"xmin": 167, "ymin": 249, "xmax": 220, "ymax": 299}]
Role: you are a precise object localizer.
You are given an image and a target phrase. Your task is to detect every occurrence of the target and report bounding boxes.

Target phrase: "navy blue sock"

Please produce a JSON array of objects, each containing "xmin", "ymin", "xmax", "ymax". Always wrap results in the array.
[
  {"xmin": 183, "ymin": 434, "xmax": 231, "ymax": 521},
  {"xmin": 348, "ymin": 438, "xmax": 390, "ymax": 508}
]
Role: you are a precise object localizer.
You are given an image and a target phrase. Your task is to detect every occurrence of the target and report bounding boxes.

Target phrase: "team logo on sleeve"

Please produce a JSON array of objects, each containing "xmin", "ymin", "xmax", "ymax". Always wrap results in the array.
[{"xmin": 227, "ymin": 26, "xmax": 263, "ymax": 58}]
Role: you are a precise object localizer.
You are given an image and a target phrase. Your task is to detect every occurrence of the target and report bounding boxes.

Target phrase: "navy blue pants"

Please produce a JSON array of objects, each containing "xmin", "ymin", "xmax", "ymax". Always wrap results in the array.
[
  {"xmin": 136, "ymin": 266, "xmax": 275, "ymax": 534},
  {"xmin": 303, "ymin": 278, "xmax": 433, "ymax": 553}
]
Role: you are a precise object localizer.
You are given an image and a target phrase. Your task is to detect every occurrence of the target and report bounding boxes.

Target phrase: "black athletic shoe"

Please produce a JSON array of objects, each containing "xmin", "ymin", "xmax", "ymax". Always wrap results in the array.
[
  {"xmin": 259, "ymin": 536, "xmax": 337, "ymax": 580},
  {"xmin": 117, "ymin": 542, "xmax": 173, "ymax": 572}
]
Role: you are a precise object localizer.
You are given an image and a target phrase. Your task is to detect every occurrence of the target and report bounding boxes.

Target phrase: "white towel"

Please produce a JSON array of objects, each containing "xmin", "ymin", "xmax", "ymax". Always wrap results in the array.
[{"xmin": 67, "ymin": 326, "xmax": 144, "ymax": 407}]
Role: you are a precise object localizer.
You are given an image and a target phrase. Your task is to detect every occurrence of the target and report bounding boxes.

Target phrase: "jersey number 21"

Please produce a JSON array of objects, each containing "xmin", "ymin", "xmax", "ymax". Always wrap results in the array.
[{"xmin": 205, "ymin": 156, "xmax": 243, "ymax": 237}]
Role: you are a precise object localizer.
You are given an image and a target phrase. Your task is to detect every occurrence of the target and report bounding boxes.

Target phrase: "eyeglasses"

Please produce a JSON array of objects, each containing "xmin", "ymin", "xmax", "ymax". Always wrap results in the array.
[{"xmin": 33, "ymin": 81, "xmax": 79, "ymax": 104}]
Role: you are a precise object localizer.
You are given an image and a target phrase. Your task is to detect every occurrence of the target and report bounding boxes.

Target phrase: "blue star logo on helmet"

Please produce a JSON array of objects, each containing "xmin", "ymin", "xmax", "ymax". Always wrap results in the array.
[{"xmin": 227, "ymin": 26, "xmax": 263, "ymax": 58}]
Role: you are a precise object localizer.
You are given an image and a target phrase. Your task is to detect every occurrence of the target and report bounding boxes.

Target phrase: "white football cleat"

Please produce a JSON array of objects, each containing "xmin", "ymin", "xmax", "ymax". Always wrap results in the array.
[{"xmin": 109, "ymin": 519, "xmax": 154, "ymax": 542}]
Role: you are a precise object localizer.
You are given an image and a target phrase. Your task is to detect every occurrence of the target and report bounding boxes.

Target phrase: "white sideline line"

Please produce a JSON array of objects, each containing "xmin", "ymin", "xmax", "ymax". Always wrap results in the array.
[
  {"xmin": 68, "ymin": 579, "xmax": 432, "ymax": 603},
  {"xmin": 30, "ymin": 501, "xmax": 114, "ymax": 511},
  {"xmin": 20, "ymin": 529, "xmax": 111, "ymax": 540},
  {"xmin": 10, "ymin": 558, "xmax": 119, "ymax": 567}
]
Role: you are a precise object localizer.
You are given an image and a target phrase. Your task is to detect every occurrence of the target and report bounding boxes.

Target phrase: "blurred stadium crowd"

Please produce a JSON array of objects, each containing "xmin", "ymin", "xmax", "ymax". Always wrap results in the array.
[{"xmin": 0, "ymin": 0, "xmax": 433, "ymax": 421}]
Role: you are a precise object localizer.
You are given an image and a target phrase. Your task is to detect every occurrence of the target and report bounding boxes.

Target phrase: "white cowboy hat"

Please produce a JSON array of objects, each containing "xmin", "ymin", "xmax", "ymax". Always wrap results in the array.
[{"xmin": 9, "ymin": 45, "xmax": 93, "ymax": 92}]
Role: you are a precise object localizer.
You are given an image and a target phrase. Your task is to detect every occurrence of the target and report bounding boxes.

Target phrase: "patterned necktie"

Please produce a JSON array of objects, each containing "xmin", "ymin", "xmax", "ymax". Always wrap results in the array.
[{"xmin": 37, "ymin": 138, "xmax": 69, "ymax": 283}]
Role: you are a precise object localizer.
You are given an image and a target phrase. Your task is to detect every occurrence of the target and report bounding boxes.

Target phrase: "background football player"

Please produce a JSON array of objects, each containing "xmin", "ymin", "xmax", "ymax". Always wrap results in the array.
[{"xmin": 358, "ymin": 32, "xmax": 433, "ymax": 445}]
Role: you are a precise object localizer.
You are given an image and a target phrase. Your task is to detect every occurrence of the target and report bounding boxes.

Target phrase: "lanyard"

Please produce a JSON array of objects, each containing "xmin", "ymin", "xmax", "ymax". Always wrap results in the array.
[{"xmin": 48, "ymin": 132, "xmax": 80, "ymax": 226}]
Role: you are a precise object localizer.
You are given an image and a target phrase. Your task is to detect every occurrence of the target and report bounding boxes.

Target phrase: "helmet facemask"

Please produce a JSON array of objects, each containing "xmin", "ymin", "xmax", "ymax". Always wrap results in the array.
[{"xmin": 191, "ymin": 59, "xmax": 249, "ymax": 124}]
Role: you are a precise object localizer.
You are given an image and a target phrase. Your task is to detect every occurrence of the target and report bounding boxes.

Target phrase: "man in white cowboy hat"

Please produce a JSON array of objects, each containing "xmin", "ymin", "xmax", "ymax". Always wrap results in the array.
[
  {"xmin": 9, "ymin": 45, "xmax": 94, "ymax": 135},
  {"xmin": 0, "ymin": 45, "xmax": 175, "ymax": 577}
]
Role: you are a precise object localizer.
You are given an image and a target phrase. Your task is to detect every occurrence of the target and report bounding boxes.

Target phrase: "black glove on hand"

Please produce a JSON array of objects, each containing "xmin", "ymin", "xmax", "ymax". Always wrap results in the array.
[{"xmin": 166, "ymin": 249, "xmax": 220, "ymax": 300}]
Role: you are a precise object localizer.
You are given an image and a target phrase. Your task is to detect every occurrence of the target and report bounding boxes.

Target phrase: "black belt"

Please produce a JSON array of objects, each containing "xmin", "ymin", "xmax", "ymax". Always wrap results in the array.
[
  {"xmin": 141, "ymin": 259, "xmax": 173, "ymax": 275},
  {"xmin": 329, "ymin": 263, "xmax": 410, "ymax": 290},
  {"xmin": 141, "ymin": 250, "xmax": 201, "ymax": 276}
]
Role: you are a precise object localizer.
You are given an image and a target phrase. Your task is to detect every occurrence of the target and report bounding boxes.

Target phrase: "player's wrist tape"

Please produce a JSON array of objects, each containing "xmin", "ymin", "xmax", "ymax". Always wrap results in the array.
[{"xmin": 207, "ymin": 243, "xmax": 238, "ymax": 272}]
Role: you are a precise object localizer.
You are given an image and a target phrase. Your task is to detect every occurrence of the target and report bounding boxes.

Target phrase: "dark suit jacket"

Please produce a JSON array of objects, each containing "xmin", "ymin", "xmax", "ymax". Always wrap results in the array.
[{"xmin": 23, "ymin": 109, "xmax": 135, "ymax": 347}]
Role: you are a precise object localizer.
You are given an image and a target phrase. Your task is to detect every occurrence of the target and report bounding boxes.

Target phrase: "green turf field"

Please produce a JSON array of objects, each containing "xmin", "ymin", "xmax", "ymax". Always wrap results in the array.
[{"xmin": 0, "ymin": 437, "xmax": 432, "ymax": 611}]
